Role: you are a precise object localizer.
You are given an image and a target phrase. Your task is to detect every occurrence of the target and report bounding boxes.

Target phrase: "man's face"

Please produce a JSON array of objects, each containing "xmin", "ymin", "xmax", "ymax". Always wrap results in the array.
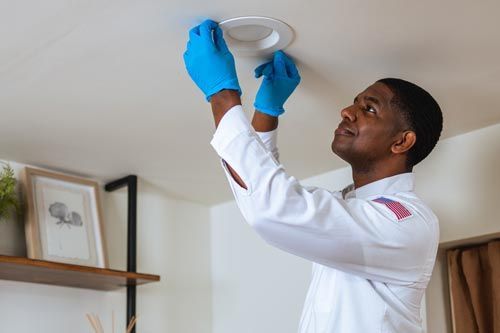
[{"xmin": 331, "ymin": 82, "xmax": 404, "ymax": 169}]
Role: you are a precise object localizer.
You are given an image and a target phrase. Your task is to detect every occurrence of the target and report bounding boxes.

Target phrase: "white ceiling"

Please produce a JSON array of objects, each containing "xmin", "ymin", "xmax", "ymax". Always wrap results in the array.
[{"xmin": 1, "ymin": 0, "xmax": 499, "ymax": 205}]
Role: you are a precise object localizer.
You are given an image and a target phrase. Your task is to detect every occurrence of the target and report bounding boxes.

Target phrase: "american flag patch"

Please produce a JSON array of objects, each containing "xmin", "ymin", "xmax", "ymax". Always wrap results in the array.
[{"xmin": 373, "ymin": 197, "xmax": 412, "ymax": 221}]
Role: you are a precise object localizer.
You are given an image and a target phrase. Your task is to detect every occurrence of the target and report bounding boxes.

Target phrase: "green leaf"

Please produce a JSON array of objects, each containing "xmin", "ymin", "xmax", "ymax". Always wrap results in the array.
[{"xmin": 0, "ymin": 162, "xmax": 20, "ymax": 223}]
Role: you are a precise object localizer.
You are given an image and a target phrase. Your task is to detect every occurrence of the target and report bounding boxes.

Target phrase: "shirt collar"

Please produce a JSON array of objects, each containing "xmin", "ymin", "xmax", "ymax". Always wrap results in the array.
[{"xmin": 342, "ymin": 172, "xmax": 415, "ymax": 199}]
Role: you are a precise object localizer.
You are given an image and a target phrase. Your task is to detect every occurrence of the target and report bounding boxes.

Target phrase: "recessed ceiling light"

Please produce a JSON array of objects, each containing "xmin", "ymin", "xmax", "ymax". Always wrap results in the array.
[{"xmin": 219, "ymin": 16, "xmax": 294, "ymax": 56}]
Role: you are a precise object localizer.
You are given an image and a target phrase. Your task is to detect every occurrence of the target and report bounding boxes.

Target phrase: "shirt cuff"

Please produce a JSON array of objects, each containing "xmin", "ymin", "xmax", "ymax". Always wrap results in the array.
[
  {"xmin": 256, "ymin": 129, "xmax": 278, "ymax": 154},
  {"xmin": 210, "ymin": 104, "xmax": 252, "ymax": 151}
]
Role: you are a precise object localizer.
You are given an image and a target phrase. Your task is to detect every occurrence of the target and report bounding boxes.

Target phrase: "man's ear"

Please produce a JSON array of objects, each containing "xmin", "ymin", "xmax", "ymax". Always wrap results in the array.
[{"xmin": 392, "ymin": 131, "xmax": 416, "ymax": 155}]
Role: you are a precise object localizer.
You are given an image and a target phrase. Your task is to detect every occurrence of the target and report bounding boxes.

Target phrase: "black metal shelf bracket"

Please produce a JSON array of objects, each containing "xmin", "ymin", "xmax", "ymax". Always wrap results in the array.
[{"xmin": 105, "ymin": 175, "xmax": 138, "ymax": 333}]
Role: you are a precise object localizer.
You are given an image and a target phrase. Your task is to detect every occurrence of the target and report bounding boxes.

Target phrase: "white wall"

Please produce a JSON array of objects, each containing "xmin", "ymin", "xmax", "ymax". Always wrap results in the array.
[
  {"xmin": 104, "ymin": 181, "xmax": 212, "ymax": 333},
  {"xmin": 209, "ymin": 122, "xmax": 500, "ymax": 333},
  {"xmin": 210, "ymin": 201, "xmax": 311, "ymax": 333},
  {"xmin": 0, "ymin": 161, "xmax": 212, "ymax": 333}
]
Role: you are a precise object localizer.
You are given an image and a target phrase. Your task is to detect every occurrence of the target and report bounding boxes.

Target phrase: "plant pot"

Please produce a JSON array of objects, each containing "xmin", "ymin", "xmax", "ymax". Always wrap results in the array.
[{"xmin": 0, "ymin": 215, "xmax": 26, "ymax": 257}]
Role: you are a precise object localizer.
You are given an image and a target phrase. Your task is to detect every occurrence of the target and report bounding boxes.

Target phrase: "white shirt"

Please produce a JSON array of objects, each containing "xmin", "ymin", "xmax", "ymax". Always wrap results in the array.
[{"xmin": 210, "ymin": 105, "xmax": 440, "ymax": 333}]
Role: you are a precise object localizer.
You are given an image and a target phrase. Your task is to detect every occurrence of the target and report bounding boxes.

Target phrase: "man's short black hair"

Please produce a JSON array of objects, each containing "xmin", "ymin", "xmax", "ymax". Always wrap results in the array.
[{"xmin": 376, "ymin": 78, "xmax": 443, "ymax": 167}]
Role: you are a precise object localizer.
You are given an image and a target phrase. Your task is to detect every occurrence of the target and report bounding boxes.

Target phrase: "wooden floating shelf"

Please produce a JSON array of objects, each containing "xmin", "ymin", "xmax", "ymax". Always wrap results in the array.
[{"xmin": 0, "ymin": 255, "xmax": 160, "ymax": 291}]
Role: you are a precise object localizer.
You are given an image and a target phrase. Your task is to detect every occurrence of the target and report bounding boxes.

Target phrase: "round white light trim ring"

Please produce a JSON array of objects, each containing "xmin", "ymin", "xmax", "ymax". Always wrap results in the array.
[{"xmin": 219, "ymin": 16, "xmax": 294, "ymax": 56}]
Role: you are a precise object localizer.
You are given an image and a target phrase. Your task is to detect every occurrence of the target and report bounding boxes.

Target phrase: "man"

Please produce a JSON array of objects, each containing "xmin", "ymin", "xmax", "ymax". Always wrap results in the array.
[{"xmin": 183, "ymin": 19, "xmax": 442, "ymax": 333}]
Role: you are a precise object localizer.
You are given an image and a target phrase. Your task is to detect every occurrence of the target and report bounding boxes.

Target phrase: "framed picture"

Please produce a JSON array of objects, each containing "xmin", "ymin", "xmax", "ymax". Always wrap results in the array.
[{"xmin": 22, "ymin": 167, "xmax": 107, "ymax": 268}]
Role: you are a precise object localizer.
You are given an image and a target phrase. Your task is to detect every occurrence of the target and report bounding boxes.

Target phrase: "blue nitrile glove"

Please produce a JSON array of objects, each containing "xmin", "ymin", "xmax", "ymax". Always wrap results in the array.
[
  {"xmin": 183, "ymin": 19, "xmax": 242, "ymax": 101},
  {"xmin": 254, "ymin": 50, "xmax": 301, "ymax": 117}
]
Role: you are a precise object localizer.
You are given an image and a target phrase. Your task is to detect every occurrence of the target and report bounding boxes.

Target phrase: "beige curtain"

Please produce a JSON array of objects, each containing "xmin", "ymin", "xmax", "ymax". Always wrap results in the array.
[{"xmin": 447, "ymin": 239, "xmax": 500, "ymax": 333}]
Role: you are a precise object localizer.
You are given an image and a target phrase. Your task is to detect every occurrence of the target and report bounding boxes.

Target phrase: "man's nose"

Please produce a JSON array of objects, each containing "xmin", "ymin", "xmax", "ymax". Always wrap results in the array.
[{"xmin": 340, "ymin": 105, "xmax": 357, "ymax": 122}]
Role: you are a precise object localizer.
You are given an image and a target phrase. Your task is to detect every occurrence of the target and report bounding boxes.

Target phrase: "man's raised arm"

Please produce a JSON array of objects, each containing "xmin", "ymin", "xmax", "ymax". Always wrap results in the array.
[
  {"xmin": 209, "ymin": 90, "xmax": 248, "ymax": 189},
  {"xmin": 183, "ymin": 19, "xmax": 300, "ymax": 190}
]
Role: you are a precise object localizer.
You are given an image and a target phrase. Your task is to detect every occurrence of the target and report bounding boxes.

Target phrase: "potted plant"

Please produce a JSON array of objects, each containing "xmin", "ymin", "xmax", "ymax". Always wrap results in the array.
[
  {"xmin": 0, "ymin": 162, "xmax": 21, "ymax": 223},
  {"xmin": 0, "ymin": 162, "xmax": 25, "ymax": 256}
]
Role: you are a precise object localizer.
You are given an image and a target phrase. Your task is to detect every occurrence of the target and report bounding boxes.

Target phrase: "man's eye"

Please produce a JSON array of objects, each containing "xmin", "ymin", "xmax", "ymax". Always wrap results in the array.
[{"xmin": 364, "ymin": 105, "xmax": 376, "ymax": 113}]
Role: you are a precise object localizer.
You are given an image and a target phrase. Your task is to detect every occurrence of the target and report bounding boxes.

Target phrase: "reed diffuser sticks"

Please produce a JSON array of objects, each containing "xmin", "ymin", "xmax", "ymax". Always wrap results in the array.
[{"xmin": 86, "ymin": 312, "xmax": 137, "ymax": 333}]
